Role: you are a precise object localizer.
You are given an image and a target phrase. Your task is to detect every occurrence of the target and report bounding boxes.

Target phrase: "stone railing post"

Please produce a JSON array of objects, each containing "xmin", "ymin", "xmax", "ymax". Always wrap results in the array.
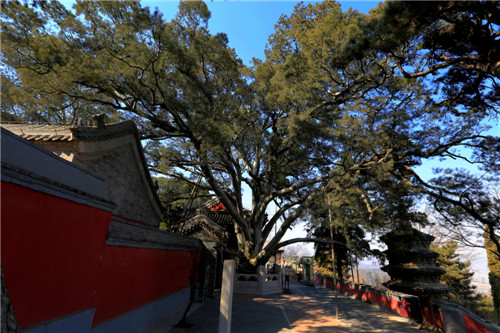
[
  {"xmin": 258, "ymin": 265, "xmax": 265, "ymax": 293},
  {"xmin": 218, "ymin": 260, "xmax": 235, "ymax": 333},
  {"xmin": 279, "ymin": 270, "xmax": 283, "ymax": 289}
]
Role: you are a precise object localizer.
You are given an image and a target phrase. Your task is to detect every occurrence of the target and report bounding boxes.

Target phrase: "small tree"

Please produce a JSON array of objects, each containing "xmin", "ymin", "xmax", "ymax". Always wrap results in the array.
[
  {"xmin": 485, "ymin": 225, "xmax": 500, "ymax": 321},
  {"xmin": 431, "ymin": 241, "xmax": 479, "ymax": 309},
  {"xmin": 153, "ymin": 177, "xmax": 212, "ymax": 212},
  {"xmin": 311, "ymin": 226, "xmax": 352, "ymax": 280}
]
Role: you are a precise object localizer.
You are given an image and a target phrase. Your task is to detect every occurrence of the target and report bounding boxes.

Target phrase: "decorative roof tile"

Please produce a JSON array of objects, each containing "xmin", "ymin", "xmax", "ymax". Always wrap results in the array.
[
  {"xmin": 1, "ymin": 124, "xmax": 74, "ymax": 141},
  {"xmin": 1, "ymin": 121, "xmax": 142, "ymax": 143},
  {"xmin": 178, "ymin": 208, "xmax": 235, "ymax": 225}
]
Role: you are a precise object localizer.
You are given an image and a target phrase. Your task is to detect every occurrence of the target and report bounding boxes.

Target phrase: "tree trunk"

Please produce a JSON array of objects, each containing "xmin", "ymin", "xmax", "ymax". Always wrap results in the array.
[
  {"xmin": 485, "ymin": 226, "xmax": 500, "ymax": 320},
  {"xmin": 1, "ymin": 266, "xmax": 19, "ymax": 333}
]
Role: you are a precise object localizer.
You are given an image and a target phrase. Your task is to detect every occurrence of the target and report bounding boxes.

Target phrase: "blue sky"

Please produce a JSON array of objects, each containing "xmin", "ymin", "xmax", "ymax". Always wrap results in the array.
[{"xmin": 143, "ymin": 1, "xmax": 381, "ymax": 65}]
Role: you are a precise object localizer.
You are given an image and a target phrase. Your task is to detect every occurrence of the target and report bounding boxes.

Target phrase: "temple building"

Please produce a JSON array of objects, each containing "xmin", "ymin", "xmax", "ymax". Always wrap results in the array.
[
  {"xmin": 170, "ymin": 197, "xmax": 285, "ymax": 294},
  {"xmin": 168, "ymin": 198, "xmax": 239, "ymax": 293},
  {"xmin": 2, "ymin": 115, "xmax": 163, "ymax": 227},
  {"xmin": 1, "ymin": 120, "xmax": 204, "ymax": 332}
]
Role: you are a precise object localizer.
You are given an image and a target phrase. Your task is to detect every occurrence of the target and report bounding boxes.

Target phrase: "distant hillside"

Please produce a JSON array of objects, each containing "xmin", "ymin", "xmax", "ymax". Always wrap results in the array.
[
  {"xmin": 357, "ymin": 267, "xmax": 389, "ymax": 289},
  {"xmin": 472, "ymin": 271, "xmax": 491, "ymax": 296},
  {"xmin": 354, "ymin": 265, "xmax": 491, "ymax": 296}
]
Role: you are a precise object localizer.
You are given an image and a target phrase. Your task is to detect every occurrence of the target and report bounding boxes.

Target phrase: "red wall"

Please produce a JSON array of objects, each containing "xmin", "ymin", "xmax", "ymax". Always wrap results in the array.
[
  {"xmin": 314, "ymin": 275, "xmax": 413, "ymax": 319},
  {"xmin": 2, "ymin": 181, "xmax": 200, "ymax": 329},
  {"xmin": 314, "ymin": 275, "xmax": 464, "ymax": 330},
  {"xmin": 91, "ymin": 247, "xmax": 198, "ymax": 325},
  {"xmin": 464, "ymin": 315, "xmax": 491, "ymax": 333},
  {"xmin": 1, "ymin": 182, "xmax": 112, "ymax": 328}
]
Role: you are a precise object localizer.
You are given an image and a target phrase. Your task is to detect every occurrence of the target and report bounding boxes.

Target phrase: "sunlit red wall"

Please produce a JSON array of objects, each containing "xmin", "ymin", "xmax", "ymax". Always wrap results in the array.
[
  {"xmin": 314, "ymin": 274, "xmax": 414, "ymax": 319},
  {"xmin": 314, "ymin": 274, "xmax": 495, "ymax": 333},
  {"xmin": 1, "ymin": 181, "xmax": 198, "ymax": 329},
  {"xmin": 1, "ymin": 182, "xmax": 112, "ymax": 328},
  {"xmin": 464, "ymin": 315, "xmax": 492, "ymax": 333}
]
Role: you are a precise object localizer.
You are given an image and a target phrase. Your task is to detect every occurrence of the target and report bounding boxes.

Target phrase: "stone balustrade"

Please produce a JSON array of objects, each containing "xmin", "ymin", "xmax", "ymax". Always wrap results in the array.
[{"xmin": 235, "ymin": 266, "xmax": 282, "ymax": 295}]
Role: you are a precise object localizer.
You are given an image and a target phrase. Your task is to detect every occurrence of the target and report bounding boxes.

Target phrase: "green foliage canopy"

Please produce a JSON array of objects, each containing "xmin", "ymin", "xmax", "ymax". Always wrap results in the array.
[
  {"xmin": 1, "ymin": 0, "xmax": 498, "ymax": 268},
  {"xmin": 253, "ymin": 0, "xmax": 499, "ymax": 262}
]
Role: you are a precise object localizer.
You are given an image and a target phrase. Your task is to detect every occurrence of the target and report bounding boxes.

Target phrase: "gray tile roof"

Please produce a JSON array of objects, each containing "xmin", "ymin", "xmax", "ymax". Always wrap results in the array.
[
  {"xmin": 1, "ymin": 124, "xmax": 74, "ymax": 141},
  {"xmin": 1, "ymin": 121, "xmax": 140, "ymax": 142},
  {"xmin": 181, "ymin": 208, "xmax": 235, "ymax": 225}
]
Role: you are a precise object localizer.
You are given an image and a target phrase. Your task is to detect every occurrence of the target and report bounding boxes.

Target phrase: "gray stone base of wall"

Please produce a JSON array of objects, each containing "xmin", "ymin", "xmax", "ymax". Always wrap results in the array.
[
  {"xmin": 20, "ymin": 288, "xmax": 192, "ymax": 333},
  {"xmin": 142, "ymin": 298, "xmax": 206, "ymax": 333}
]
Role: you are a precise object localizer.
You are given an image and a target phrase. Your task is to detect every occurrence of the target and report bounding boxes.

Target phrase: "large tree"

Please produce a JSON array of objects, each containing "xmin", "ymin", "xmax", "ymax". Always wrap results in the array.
[
  {"xmin": 2, "ymin": 0, "xmax": 498, "ymax": 269},
  {"xmin": 357, "ymin": 1, "xmax": 500, "ymax": 258},
  {"xmin": 253, "ymin": 0, "xmax": 499, "ymax": 259},
  {"xmin": 2, "ymin": 0, "xmax": 331, "ymax": 267}
]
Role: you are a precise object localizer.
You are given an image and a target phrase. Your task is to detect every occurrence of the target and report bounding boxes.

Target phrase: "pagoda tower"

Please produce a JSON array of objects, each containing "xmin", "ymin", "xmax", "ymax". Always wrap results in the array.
[
  {"xmin": 380, "ymin": 226, "xmax": 451, "ymax": 297},
  {"xmin": 381, "ymin": 226, "xmax": 451, "ymax": 331}
]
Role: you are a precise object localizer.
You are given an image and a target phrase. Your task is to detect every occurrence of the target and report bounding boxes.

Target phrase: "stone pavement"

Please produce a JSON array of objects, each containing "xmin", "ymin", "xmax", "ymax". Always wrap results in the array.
[
  {"xmin": 151, "ymin": 281, "xmax": 420, "ymax": 333},
  {"xmin": 293, "ymin": 283, "xmax": 420, "ymax": 333}
]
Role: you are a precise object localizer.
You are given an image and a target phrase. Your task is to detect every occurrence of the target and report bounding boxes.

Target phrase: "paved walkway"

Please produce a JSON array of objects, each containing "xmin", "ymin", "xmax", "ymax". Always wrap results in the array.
[{"xmin": 152, "ymin": 281, "xmax": 420, "ymax": 333}]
